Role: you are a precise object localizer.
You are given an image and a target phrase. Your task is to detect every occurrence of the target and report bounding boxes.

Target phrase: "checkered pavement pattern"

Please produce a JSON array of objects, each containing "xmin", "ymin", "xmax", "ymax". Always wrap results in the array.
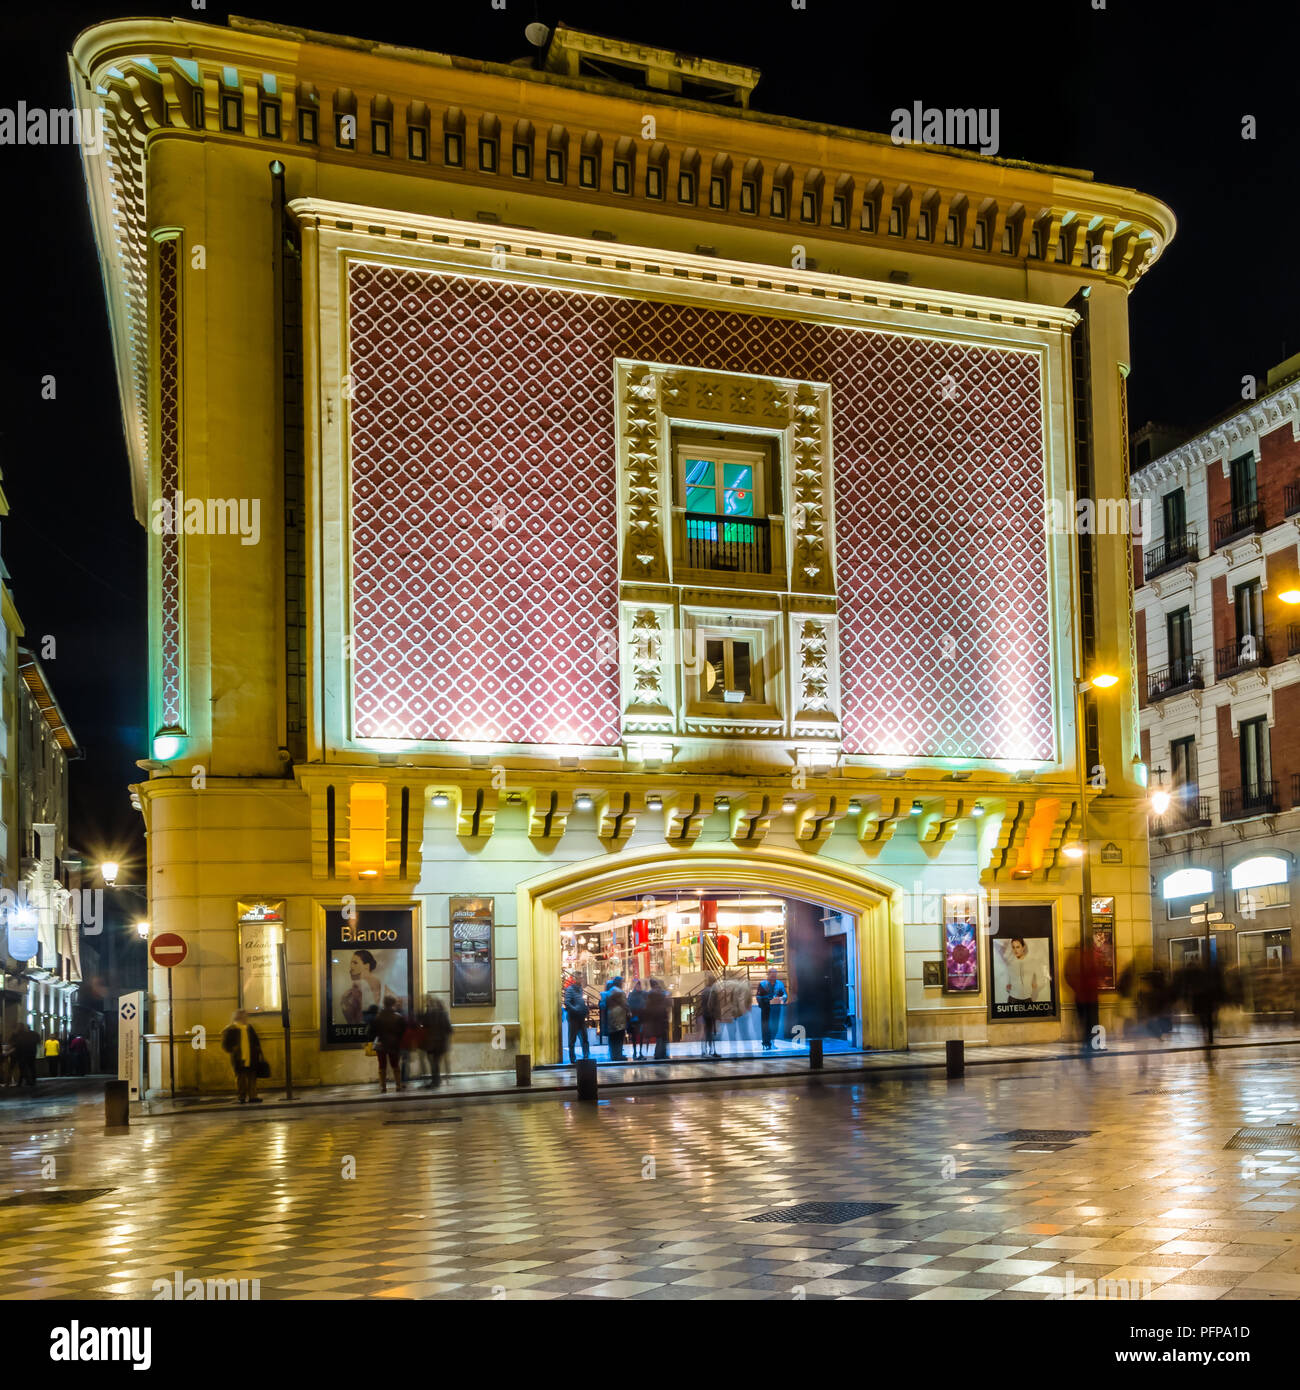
[{"xmin": 2, "ymin": 1047, "xmax": 1299, "ymax": 1300}]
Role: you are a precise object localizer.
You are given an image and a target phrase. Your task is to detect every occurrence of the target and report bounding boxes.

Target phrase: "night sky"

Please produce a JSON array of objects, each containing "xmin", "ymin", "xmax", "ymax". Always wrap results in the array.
[{"xmin": 2, "ymin": 2, "xmax": 1295, "ymax": 871}]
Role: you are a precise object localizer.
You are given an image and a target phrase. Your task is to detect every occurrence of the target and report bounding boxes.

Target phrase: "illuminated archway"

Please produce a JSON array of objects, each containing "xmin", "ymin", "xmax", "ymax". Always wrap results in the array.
[{"xmin": 515, "ymin": 844, "xmax": 906, "ymax": 1063}]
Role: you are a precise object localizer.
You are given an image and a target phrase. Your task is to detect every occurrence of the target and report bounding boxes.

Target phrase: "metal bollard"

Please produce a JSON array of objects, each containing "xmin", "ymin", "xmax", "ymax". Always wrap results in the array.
[
  {"xmin": 946, "ymin": 1039, "xmax": 965, "ymax": 1078},
  {"xmin": 515, "ymin": 1054, "xmax": 532, "ymax": 1088},
  {"xmin": 576, "ymin": 1058, "xmax": 599, "ymax": 1102},
  {"xmin": 809, "ymin": 1039, "xmax": 823, "ymax": 1070},
  {"xmin": 104, "ymin": 1079, "xmax": 130, "ymax": 1132}
]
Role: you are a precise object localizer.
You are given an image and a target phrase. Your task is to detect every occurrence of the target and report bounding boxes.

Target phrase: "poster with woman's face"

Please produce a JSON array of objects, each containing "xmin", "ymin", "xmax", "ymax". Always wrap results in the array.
[
  {"xmin": 988, "ymin": 905, "xmax": 1058, "ymax": 1021},
  {"xmin": 323, "ymin": 908, "xmax": 414, "ymax": 1046},
  {"xmin": 942, "ymin": 895, "xmax": 980, "ymax": 994}
]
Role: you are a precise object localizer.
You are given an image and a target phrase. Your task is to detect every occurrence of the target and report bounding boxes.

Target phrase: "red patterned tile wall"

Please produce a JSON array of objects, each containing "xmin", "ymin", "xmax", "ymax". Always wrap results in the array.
[{"xmin": 348, "ymin": 264, "xmax": 1053, "ymax": 759}]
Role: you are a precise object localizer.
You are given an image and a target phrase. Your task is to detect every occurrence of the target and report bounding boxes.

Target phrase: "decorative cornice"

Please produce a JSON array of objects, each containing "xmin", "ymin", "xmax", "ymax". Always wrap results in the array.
[{"xmin": 1131, "ymin": 380, "xmax": 1300, "ymax": 497}]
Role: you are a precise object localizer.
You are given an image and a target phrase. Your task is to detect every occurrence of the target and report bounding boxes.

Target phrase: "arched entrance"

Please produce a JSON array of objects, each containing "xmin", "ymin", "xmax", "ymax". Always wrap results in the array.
[{"xmin": 515, "ymin": 844, "xmax": 906, "ymax": 1065}]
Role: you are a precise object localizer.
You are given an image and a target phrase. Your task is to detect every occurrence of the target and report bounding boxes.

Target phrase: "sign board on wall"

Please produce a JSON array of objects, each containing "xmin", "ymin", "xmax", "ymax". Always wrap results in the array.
[
  {"xmin": 237, "ymin": 901, "xmax": 285, "ymax": 1014},
  {"xmin": 941, "ymin": 893, "xmax": 981, "ymax": 995},
  {"xmin": 987, "ymin": 904, "xmax": 1059, "ymax": 1021},
  {"xmin": 450, "ymin": 896, "xmax": 495, "ymax": 1007},
  {"xmin": 322, "ymin": 907, "xmax": 414, "ymax": 1048}
]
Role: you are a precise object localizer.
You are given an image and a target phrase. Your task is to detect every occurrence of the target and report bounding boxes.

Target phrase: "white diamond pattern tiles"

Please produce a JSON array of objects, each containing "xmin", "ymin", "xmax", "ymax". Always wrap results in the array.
[{"xmin": 346, "ymin": 263, "xmax": 1052, "ymax": 758}]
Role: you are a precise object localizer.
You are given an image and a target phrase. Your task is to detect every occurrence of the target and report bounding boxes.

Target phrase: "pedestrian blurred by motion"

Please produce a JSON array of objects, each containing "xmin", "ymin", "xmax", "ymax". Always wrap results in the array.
[
  {"xmin": 12, "ymin": 1024, "xmax": 39, "ymax": 1089},
  {"xmin": 221, "ymin": 1009, "xmax": 265, "ymax": 1104},
  {"xmin": 698, "ymin": 975, "xmax": 720, "ymax": 1058},
  {"xmin": 627, "ymin": 979, "xmax": 648, "ymax": 1060},
  {"xmin": 68, "ymin": 1035, "xmax": 90, "ymax": 1076},
  {"xmin": 419, "ymin": 994, "xmax": 453, "ymax": 1087},
  {"xmin": 645, "ymin": 978, "xmax": 671, "ymax": 1060},
  {"xmin": 563, "ymin": 976, "xmax": 590, "ymax": 1062},
  {"xmin": 1065, "ymin": 942, "xmax": 1103, "ymax": 1053},
  {"xmin": 368, "ymin": 994, "xmax": 408, "ymax": 1092},
  {"xmin": 1181, "ymin": 956, "xmax": 1228, "ymax": 1045},
  {"xmin": 604, "ymin": 977, "xmax": 629, "ymax": 1061}
]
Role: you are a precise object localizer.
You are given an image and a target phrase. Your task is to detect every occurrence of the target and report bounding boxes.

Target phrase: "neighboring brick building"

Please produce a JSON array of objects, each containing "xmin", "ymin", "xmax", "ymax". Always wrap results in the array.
[{"xmin": 1133, "ymin": 353, "xmax": 1300, "ymax": 999}]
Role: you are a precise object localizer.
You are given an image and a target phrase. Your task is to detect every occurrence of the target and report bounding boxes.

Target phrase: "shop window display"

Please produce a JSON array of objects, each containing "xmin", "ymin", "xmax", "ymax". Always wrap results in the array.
[{"xmin": 557, "ymin": 891, "xmax": 862, "ymax": 1064}]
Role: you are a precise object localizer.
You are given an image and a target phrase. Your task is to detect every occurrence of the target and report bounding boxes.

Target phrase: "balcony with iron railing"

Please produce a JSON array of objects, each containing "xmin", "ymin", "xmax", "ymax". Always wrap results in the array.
[
  {"xmin": 1147, "ymin": 656, "xmax": 1203, "ymax": 703},
  {"xmin": 1220, "ymin": 781, "xmax": 1279, "ymax": 822},
  {"xmin": 1142, "ymin": 528, "xmax": 1198, "ymax": 580},
  {"xmin": 1215, "ymin": 636, "xmax": 1272, "ymax": 681},
  {"xmin": 1286, "ymin": 483, "xmax": 1300, "ymax": 518},
  {"xmin": 1213, "ymin": 500, "xmax": 1265, "ymax": 548},
  {"xmin": 1155, "ymin": 792, "xmax": 1213, "ymax": 834},
  {"xmin": 682, "ymin": 512, "xmax": 772, "ymax": 575}
]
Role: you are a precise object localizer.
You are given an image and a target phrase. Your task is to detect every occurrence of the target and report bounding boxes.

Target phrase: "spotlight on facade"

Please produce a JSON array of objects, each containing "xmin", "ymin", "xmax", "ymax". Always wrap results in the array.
[
  {"xmin": 1279, "ymin": 588, "xmax": 1300, "ymax": 605},
  {"xmin": 1089, "ymin": 672, "xmax": 1119, "ymax": 689},
  {"xmin": 153, "ymin": 733, "xmax": 183, "ymax": 760},
  {"xmin": 646, "ymin": 794, "xmax": 663, "ymax": 811},
  {"xmin": 574, "ymin": 792, "xmax": 594, "ymax": 811},
  {"xmin": 714, "ymin": 795, "xmax": 731, "ymax": 811},
  {"xmin": 101, "ymin": 860, "xmax": 120, "ymax": 886},
  {"xmin": 782, "ymin": 797, "xmax": 797, "ymax": 813},
  {"xmin": 1063, "ymin": 844, "xmax": 1085, "ymax": 860},
  {"xmin": 909, "ymin": 800, "xmax": 923, "ymax": 815},
  {"xmin": 431, "ymin": 792, "xmax": 450, "ymax": 808},
  {"xmin": 846, "ymin": 799, "xmax": 861, "ymax": 813},
  {"xmin": 971, "ymin": 803, "xmax": 985, "ymax": 816}
]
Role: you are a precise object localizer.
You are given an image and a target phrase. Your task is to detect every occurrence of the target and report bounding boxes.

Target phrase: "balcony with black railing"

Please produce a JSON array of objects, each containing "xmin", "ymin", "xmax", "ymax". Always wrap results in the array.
[
  {"xmin": 1155, "ymin": 792, "xmax": 1213, "ymax": 833},
  {"xmin": 1213, "ymin": 500, "xmax": 1265, "ymax": 548},
  {"xmin": 1147, "ymin": 657, "xmax": 1203, "ymax": 703},
  {"xmin": 1142, "ymin": 528, "xmax": 1198, "ymax": 580},
  {"xmin": 1221, "ymin": 781, "xmax": 1279, "ymax": 822},
  {"xmin": 1286, "ymin": 483, "xmax": 1300, "ymax": 518},
  {"xmin": 1216, "ymin": 636, "xmax": 1271, "ymax": 680},
  {"xmin": 684, "ymin": 513, "xmax": 771, "ymax": 575}
]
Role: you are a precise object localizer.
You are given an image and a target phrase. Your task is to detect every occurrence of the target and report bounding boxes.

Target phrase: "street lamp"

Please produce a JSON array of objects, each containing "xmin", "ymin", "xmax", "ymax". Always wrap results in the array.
[
  {"xmin": 136, "ymin": 920, "xmax": 150, "ymax": 939},
  {"xmin": 1279, "ymin": 588, "xmax": 1300, "ymax": 606},
  {"xmin": 101, "ymin": 860, "xmax": 120, "ymax": 886},
  {"xmin": 1150, "ymin": 766, "xmax": 1172, "ymax": 817}
]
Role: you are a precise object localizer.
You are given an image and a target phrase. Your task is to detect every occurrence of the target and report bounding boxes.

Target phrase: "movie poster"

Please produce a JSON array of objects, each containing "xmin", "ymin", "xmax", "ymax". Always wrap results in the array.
[
  {"xmin": 450, "ymin": 896, "xmax": 495, "ymax": 1007},
  {"xmin": 942, "ymin": 894, "xmax": 981, "ymax": 994},
  {"xmin": 323, "ymin": 907, "xmax": 414, "ymax": 1047},
  {"xmin": 988, "ymin": 904, "xmax": 1058, "ymax": 1021},
  {"xmin": 1090, "ymin": 896, "xmax": 1117, "ymax": 991}
]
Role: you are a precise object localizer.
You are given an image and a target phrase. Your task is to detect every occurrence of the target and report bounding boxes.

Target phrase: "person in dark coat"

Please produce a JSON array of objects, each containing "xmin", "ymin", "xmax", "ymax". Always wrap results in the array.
[
  {"xmin": 698, "ymin": 976, "xmax": 720, "ymax": 1058},
  {"xmin": 220, "ymin": 1009, "xmax": 264, "ymax": 1103},
  {"xmin": 627, "ymin": 980, "xmax": 648, "ymax": 1060},
  {"xmin": 418, "ymin": 996, "xmax": 453, "ymax": 1087},
  {"xmin": 563, "ymin": 977, "xmax": 590, "ymax": 1062},
  {"xmin": 368, "ymin": 995, "xmax": 407, "ymax": 1092},
  {"xmin": 10, "ymin": 1024, "xmax": 39, "ymax": 1088},
  {"xmin": 644, "ymin": 979, "xmax": 671, "ymax": 1060},
  {"xmin": 756, "ymin": 968, "xmax": 787, "ymax": 1050},
  {"xmin": 603, "ymin": 978, "xmax": 628, "ymax": 1061}
]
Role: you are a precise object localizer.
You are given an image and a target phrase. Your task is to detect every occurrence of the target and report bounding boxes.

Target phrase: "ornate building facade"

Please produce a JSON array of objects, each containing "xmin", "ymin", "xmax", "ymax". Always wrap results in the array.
[
  {"xmin": 1133, "ymin": 355, "xmax": 1300, "ymax": 995},
  {"xmin": 73, "ymin": 16, "xmax": 1173, "ymax": 1089}
]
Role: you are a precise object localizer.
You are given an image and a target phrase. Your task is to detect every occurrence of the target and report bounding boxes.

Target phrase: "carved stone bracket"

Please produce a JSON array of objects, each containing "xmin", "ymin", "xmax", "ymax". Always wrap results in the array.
[
  {"xmin": 857, "ymin": 795, "xmax": 907, "ymax": 858},
  {"xmin": 456, "ymin": 786, "xmax": 499, "ymax": 841},
  {"xmin": 663, "ymin": 792, "xmax": 708, "ymax": 845},
  {"xmin": 793, "ymin": 794, "xmax": 850, "ymax": 849},
  {"xmin": 730, "ymin": 792, "xmax": 777, "ymax": 846},
  {"xmin": 619, "ymin": 365, "xmax": 666, "ymax": 581},
  {"xmin": 526, "ymin": 788, "xmax": 575, "ymax": 847}
]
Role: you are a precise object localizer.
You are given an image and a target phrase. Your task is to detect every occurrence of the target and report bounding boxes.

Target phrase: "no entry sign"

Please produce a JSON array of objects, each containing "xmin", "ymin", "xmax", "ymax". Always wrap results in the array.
[{"xmin": 149, "ymin": 932, "xmax": 189, "ymax": 969}]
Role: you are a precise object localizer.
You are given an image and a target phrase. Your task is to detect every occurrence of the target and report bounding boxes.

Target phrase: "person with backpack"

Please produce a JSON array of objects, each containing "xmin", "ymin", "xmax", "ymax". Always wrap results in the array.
[
  {"xmin": 603, "ymin": 977, "xmax": 629, "ymax": 1060},
  {"xmin": 563, "ymin": 977, "xmax": 590, "ymax": 1062}
]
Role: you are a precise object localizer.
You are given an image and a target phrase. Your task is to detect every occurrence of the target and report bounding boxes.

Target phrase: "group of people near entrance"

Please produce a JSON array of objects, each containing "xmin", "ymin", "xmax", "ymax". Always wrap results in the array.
[
  {"xmin": 219, "ymin": 996, "xmax": 454, "ymax": 1102},
  {"xmin": 563, "ymin": 967, "xmax": 789, "ymax": 1062},
  {"xmin": 564, "ymin": 976, "xmax": 673, "ymax": 1062},
  {"xmin": 1, "ymin": 1027, "xmax": 91, "ymax": 1087}
]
